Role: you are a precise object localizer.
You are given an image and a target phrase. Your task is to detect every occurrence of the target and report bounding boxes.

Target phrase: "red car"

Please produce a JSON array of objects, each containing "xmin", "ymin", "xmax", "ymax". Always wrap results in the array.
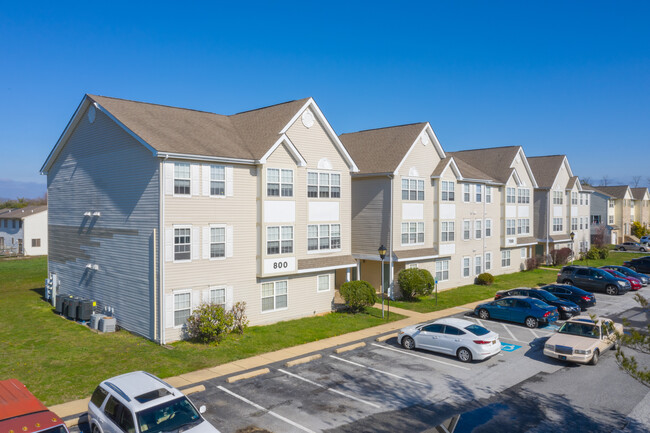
[{"xmin": 602, "ymin": 269, "xmax": 642, "ymax": 291}]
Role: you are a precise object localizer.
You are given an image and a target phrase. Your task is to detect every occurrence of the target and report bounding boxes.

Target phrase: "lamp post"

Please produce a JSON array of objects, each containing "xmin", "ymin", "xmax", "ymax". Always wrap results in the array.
[
  {"xmin": 378, "ymin": 244, "xmax": 387, "ymax": 319},
  {"xmin": 570, "ymin": 231, "xmax": 576, "ymax": 264}
]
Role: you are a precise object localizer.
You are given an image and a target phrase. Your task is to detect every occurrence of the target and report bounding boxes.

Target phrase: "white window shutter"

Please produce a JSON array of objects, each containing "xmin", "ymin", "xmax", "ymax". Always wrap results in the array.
[
  {"xmin": 202, "ymin": 226, "xmax": 210, "ymax": 259},
  {"xmin": 226, "ymin": 226, "xmax": 233, "ymax": 257},
  {"xmin": 192, "ymin": 290, "xmax": 200, "ymax": 310},
  {"xmin": 191, "ymin": 164, "xmax": 200, "ymax": 196},
  {"xmin": 202, "ymin": 288, "xmax": 210, "ymax": 303},
  {"xmin": 165, "ymin": 294, "xmax": 174, "ymax": 328},
  {"xmin": 165, "ymin": 228, "xmax": 173, "ymax": 262},
  {"xmin": 226, "ymin": 166, "xmax": 234, "ymax": 196},
  {"xmin": 226, "ymin": 286, "xmax": 234, "ymax": 311},
  {"xmin": 202, "ymin": 164, "xmax": 210, "ymax": 196},
  {"xmin": 192, "ymin": 227, "xmax": 199, "ymax": 260},
  {"xmin": 164, "ymin": 162, "xmax": 174, "ymax": 195}
]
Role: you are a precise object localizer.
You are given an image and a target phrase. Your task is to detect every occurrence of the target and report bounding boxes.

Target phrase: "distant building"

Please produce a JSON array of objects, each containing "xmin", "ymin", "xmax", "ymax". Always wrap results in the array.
[{"xmin": 0, "ymin": 206, "xmax": 48, "ymax": 256}]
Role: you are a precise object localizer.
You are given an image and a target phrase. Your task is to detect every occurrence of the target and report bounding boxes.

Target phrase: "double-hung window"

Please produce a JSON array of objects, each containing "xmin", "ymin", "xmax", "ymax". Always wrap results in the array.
[
  {"xmin": 308, "ymin": 224, "xmax": 341, "ymax": 251},
  {"xmin": 571, "ymin": 192, "xmax": 578, "ymax": 205},
  {"xmin": 401, "ymin": 222, "xmax": 424, "ymax": 245},
  {"xmin": 210, "ymin": 165, "xmax": 225, "ymax": 196},
  {"xmin": 609, "ymin": 200, "xmax": 615, "ymax": 208},
  {"xmin": 506, "ymin": 219, "xmax": 516, "ymax": 236},
  {"xmin": 441, "ymin": 181, "xmax": 455, "ymax": 201},
  {"xmin": 209, "ymin": 287, "xmax": 226, "ymax": 309},
  {"xmin": 485, "ymin": 219, "xmax": 492, "ymax": 237},
  {"xmin": 267, "ymin": 168, "xmax": 293, "ymax": 197},
  {"xmin": 572, "ymin": 218, "xmax": 578, "ymax": 231},
  {"xmin": 475, "ymin": 256, "xmax": 482, "ymax": 275},
  {"xmin": 485, "ymin": 186, "xmax": 492, "ymax": 203},
  {"xmin": 463, "ymin": 184, "xmax": 471, "ymax": 202},
  {"xmin": 174, "ymin": 163, "xmax": 191, "ymax": 195},
  {"xmin": 402, "ymin": 178, "xmax": 424, "ymax": 201},
  {"xmin": 267, "ymin": 226, "xmax": 293, "ymax": 255},
  {"xmin": 210, "ymin": 227, "xmax": 225, "ymax": 258},
  {"xmin": 518, "ymin": 188, "xmax": 530, "ymax": 204},
  {"xmin": 553, "ymin": 191, "xmax": 564, "ymax": 205},
  {"xmin": 435, "ymin": 260, "xmax": 449, "ymax": 281},
  {"xmin": 308, "ymin": 172, "xmax": 341, "ymax": 198},
  {"xmin": 317, "ymin": 275, "xmax": 330, "ymax": 292},
  {"xmin": 475, "ymin": 185, "xmax": 482, "ymax": 202},
  {"xmin": 441, "ymin": 221, "xmax": 455, "ymax": 242},
  {"xmin": 174, "ymin": 291, "xmax": 191, "ymax": 327},
  {"xmin": 506, "ymin": 187, "xmax": 516, "ymax": 204},
  {"xmin": 501, "ymin": 250, "xmax": 511, "ymax": 267},
  {"xmin": 463, "ymin": 257, "xmax": 471, "ymax": 277},
  {"xmin": 475, "ymin": 220, "xmax": 482, "ymax": 239},
  {"xmin": 463, "ymin": 220, "xmax": 471, "ymax": 240},
  {"xmin": 485, "ymin": 252, "xmax": 492, "ymax": 270},
  {"xmin": 517, "ymin": 218, "xmax": 529, "ymax": 235},
  {"xmin": 261, "ymin": 281, "xmax": 288, "ymax": 312},
  {"xmin": 174, "ymin": 228, "xmax": 191, "ymax": 261},
  {"xmin": 553, "ymin": 218, "xmax": 563, "ymax": 232},
  {"xmin": 608, "ymin": 215, "xmax": 614, "ymax": 224}
]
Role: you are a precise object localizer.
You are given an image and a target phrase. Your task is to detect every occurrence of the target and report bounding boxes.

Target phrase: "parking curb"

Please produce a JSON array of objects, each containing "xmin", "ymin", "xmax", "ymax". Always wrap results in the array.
[
  {"xmin": 225, "ymin": 368, "xmax": 270, "ymax": 383},
  {"xmin": 376, "ymin": 333, "xmax": 397, "ymax": 342},
  {"xmin": 181, "ymin": 384, "xmax": 206, "ymax": 395},
  {"xmin": 285, "ymin": 354, "xmax": 322, "ymax": 367},
  {"xmin": 335, "ymin": 342, "xmax": 366, "ymax": 353}
]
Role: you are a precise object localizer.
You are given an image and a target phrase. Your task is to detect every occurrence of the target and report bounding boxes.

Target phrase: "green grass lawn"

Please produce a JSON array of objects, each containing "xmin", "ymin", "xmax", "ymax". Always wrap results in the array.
[
  {"xmin": 0, "ymin": 257, "xmax": 404, "ymax": 405},
  {"xmin": 546, "ymin": 251, "xmax": 645, "ymax": 269}
]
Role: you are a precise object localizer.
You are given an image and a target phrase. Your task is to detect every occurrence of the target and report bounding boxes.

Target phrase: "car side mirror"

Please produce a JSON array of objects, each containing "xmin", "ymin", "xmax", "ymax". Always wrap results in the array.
[{"xmin": 199, "ymin": 405, "xmax": 206, "ymax": 414}]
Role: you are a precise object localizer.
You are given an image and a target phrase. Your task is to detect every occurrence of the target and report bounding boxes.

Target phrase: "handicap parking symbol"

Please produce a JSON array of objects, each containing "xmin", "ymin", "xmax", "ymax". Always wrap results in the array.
[{"xmin": 500, "ymin": 342, "xmax": 522, "ymax": 352}]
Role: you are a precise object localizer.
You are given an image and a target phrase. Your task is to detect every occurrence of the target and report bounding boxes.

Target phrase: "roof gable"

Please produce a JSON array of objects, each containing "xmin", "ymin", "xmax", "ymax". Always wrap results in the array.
[
  {"xmin": 631, "ymin": 187, "xmax": 650, "ymax": 200},
  {"xmin": 450, "ymin": 146, "xmax": 538, "ymax": 187},
  {"xmin": 528, "ymin": 155, "xmax": 573, "ymax": 189},
  {"xmin": 595, "ymin": 185, "xmax": 631, "ymax": 199}
]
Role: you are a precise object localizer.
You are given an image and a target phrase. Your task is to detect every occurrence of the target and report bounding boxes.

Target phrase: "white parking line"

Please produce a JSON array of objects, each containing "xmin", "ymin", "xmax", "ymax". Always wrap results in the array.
[
  {"xmin": 475, "ymin": 318, "xmax": 486, "ymax": 327},
  {"xmin": 217, "ymin": 385, "xmax": 316, "ymax": 433},
  {"xmin": 370, "ymin": 343, "xmax": 471, "ymax": 370},
  {"xmin": 277, "ymin": 368, "xmax": 381, "ymax": 409},
  {"xmin": 329, "ymin": 355, "xmax": 428, "ymax": 386},
  {"xmin": 528, "ymin": 328, "xmax": 540, "ymax": 339},
  {"xmin": 500, "ymin": 323, "xmax": 524, "ymax": 342}
]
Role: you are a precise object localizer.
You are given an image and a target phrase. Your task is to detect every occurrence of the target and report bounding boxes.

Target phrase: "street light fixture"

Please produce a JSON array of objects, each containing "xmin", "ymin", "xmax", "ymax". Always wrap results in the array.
[
  {"xmin": 378, "ymin": 244, "xmax": 387, "ymax": 318},
  {"xmin": 570, "ymin": 231, "xmax": 576, "ymax": 264}
]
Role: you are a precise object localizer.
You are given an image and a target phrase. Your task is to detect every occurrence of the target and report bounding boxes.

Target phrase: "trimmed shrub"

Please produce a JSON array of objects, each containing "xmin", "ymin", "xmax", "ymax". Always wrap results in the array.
[
  {"xmin": 397, "ymin": 268, "xmax": 435, "ymax": 300},
  {"xmin": 525, "ymin": 256, "xmax": 541, "ymax": 271},
  {"xmin": 586, "ymin": 246, "xmax": 600, "ymax": 260},
  {"xmin": 476, "ymin": 273, "xmax": 495, "ymax": 285},
  {"xmin": 550, "ymin": 248, "xmax": 572, "ymax": 266},
  {"xmin": 186, "ymin": 303, "xmax": 234, "ymax": 343},
  {"xmin": 340, "ymin": 280, "xmax": 377, "ymax": 312},
  {"xmin": 598, "ymin": 247, "xmax": 609, "ymax": 259},
  {"xmin": 230, "ymin": 301, "xmax": 249, "ymax": 334},
  {"xmin": 632, "ymin": 221, "xmax": 648, "ymax": 238}
]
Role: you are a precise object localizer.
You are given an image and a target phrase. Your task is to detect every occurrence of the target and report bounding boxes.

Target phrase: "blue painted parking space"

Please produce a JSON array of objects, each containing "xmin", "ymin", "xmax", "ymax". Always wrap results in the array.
[
  {"xmin": 500, "ymin": 343, "xmax": 522, "ymax": 352},
  {"xmin": 545, "ymin": 324, "xmax": 561, "ymax": 331}
]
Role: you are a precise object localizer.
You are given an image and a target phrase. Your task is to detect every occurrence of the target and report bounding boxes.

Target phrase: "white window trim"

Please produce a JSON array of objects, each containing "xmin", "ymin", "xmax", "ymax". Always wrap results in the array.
[
  {"xmin": 475, "ymin": 255, "xmax": 482, "ymax": 275},
  {"xmin": 435, "ymin": 259, "xmax": 449, "ymax": 281},
  {"xmin": 485, "ymin": 186, "xmax": 492, "ymax": 204},
  {"xmin": 307, "ymin": 224, "xmax": 342, "ymax": 254},
  {"xmin": 317, "ymin": 274, "xmax": 331, "ymax": 292},
  {"xmin": 173, "ymin": 224, "xmax": 192, "ymax": 263},
  {"xmin": 173, "ymin": 162, "xmax": 192, "ymax": 198},
  {"xmin": 173, "ymin": 289, "xmax": 192, "ymax": 329},
  {"xmin": 266, "ymin": 167, "xmax": 294, "ymax": 198},
  {"xmin": 441, "ymin": 181, "xmax": 455, "ymax": 202},
  {"xmin": 267, "ymin": 225, "xmax": 294, "ymax": 256},
  {"xmin": 209, "ymin": 286, "xmax": 227, "ymax": 309},
  {"xmin": 402, "ymin": 177, "xmax": 425, "ymax": 201},
  {"xmin": 261, "ymin": 280, "xmax": 289, "ymax": 313},
  {"xmin": 463, "ymin": 184, "xmax": 471, "ymax": 203},
  {"xmin": 485, "ymin": 252, "xmax": 492, "ymax": 270},
  {"xmin": 485, "ymin": 219, "xmax": 492, "ymax": 237},
  {"xmin": 462, "ymin": 256, "xmax": 471, "ymax": 278},
  {"xmin": 475, "ymin": 219, "xmax": 482, "ymax": 239},
  {"xmin": 501, "ymin": 250, "xmax": 511, "ymax": 268},
  {"xmin": 308, "ymin": 170, "xmax": 342, "ymax": 199},
  {"xmin": 440, "ymin": 220, "xmax": 455, "ymax": 243},
  {"xmin": 401, "ymin": 221, "xmax": 425, "ymax": 246},
  {"xmin": 208, "ymin": 164, "xmax": 227, "ymax": 198},
  {"xmin": 209, "ymin": 224, "xmax": 227, "ymax": 261},
  {"xmin": 463, "ymin": 219, "xmax": 471, "ymax": 241}
]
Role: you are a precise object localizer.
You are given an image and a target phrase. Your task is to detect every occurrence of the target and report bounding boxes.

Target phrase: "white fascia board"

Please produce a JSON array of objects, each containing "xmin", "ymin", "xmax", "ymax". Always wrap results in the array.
[
  {"xmin": 394, "ymin": 123, "xmax": 446, "ymax": 176},
  {"xmin": 296, "ymin": 263, "xmax": 357, "ymax": 274},
  {"xmin": 562, "ymin": 155, "xmax": 574, "ymax": 178},
  {"xmin": 393, "ymin": 124, "xmax": 425, "ymax": 176},
  {"xmin": 157, "ymin": 152, "xmax": 256, "ymax": 165},
  {"xmin": 395, "ymin": 254, "xmax": 439, "ymax": 262},
  {"xmin": 40, "ymin": 96, "xmax": 90, "ymax": 174},
  {"xmin": 352, "ymin": 253, "xmax": 396, "ymax": 261},
  {"xmin": 351, "ymin": 172, "xmax": 394, "ymax": 178},
  {"xmin": 431, "ymin": 158, "xmax": 462, "ymax": 180},
  {"xmin": 516, "ymin": 147, "xmax": 539, "ymax": 188},
  {"xmin": 508, "ymin": 169, "xmax": 523, "ymax": 186},
  {"xmin": 258, "ymin": 134, "xmax": 306, "ymax": 166},
  {"xmin": 424, "ymin": 123, "xmax": 446, "ymax": 159},
  {"xmin": 280, "ymin": 98, "xmax": 359, "ymax": 172}
]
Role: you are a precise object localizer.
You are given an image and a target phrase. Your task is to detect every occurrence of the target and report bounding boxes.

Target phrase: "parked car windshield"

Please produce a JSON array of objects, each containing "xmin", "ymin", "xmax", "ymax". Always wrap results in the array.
[
  {"xmin": 558, "ymin": 322, "xmax": 600, "ymax": 339},
  {"xmin": 609, "ymin": 270, "xmax": 628, "ymax": 279},
  {"xmin": 535, "ymin": 291, "xmax": 559, "ymax": 302},
  {"xmin": 527, "ymin": 298, "xmax": 549, "ymax": 308},
  {"xmin": 136, "ymin": 397, "xmax": 201, "ymax": 433},
  {"xmin": 464, "ymin": 324, "xmax": 490, "ymax": 336}
]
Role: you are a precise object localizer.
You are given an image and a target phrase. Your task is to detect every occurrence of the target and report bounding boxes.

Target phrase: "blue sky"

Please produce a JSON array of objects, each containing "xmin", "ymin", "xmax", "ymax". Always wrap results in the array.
[{"xmin": 1, "ymin": 1, "xmax": 649, "ymax": 198}]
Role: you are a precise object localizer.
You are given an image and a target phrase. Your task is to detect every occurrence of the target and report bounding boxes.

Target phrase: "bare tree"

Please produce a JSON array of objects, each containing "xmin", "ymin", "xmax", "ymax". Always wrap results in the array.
[
  {"xmin": 632, "ymin": 176, "xmax": 642, "ymax": 187},
  {"xmin": 600, "ymin": 175, "xmax": 609, "ymax": 186},
  {"xmin": 581, "ymin": 177, "xmax": 591, "ymax": 186}
]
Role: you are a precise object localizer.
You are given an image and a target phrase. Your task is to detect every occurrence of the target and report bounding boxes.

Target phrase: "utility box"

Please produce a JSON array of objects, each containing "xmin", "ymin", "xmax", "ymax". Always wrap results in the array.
[
  {"xmin": 99, "ymin": 317, "xmax": 116, "ymax": 333},
  {"xmin": 90, "ymin": 313, "xmax": 106, "ymax": 330}
]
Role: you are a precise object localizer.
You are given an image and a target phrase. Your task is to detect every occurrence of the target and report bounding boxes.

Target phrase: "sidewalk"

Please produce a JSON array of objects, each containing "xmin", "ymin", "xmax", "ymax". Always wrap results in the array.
[{"xmin": 51, "ymin": 298, "xmax": 489, "ymax": 425}]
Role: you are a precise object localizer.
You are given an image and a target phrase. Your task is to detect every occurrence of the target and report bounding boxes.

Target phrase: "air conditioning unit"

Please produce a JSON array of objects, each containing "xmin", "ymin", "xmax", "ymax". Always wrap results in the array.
[
  {"xmin": 99, "ymin": 317, "xmax": 116, "ymax": 333},
  {"xmin": 90, "ymin": 313, "xmax": 106, "ymax": 330}
]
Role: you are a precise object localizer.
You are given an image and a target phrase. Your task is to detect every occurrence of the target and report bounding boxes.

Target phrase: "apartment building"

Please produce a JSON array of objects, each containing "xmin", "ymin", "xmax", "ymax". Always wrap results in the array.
[
  {"xmin": 631, "ymin": 188, "xmax": 650, "ymax": 230},
  {"xmin": 341, "ymin": 123, "xmax": 538, "ymax": 293},
  {"xmin": 591, "ymin": 186, "xmax": 635, "ymax": 241},
  {"xmin": 0, "ymin": 206, "xmax": 48, "ymax": 255},
  {"xmin": 528, "ymin": 155, "xmax": 591, "ymax": 258},
  {"xmin": 41, "ymin": 94, "xmax": 358, "ymax": 343},
  {"xmin": 589, "ymin": 187, "xmax": 617, "ymax": 244}
]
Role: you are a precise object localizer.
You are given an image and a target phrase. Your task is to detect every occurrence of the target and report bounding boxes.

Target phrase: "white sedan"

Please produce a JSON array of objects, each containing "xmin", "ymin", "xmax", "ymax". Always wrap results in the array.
[{"xmin": 397, "ymin": 318, "xmax": 501, "ymax": 362}]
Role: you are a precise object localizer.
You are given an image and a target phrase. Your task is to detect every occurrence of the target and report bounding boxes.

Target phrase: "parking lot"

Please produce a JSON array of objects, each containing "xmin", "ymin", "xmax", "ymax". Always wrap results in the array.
[{"xmin": 173, "ymin": 289, "xmax": 646, "ymax": 433}]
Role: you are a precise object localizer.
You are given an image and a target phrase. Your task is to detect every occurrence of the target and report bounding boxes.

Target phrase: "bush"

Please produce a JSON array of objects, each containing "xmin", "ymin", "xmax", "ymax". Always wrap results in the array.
[
  {"xmin": 186, "ymin": 303, "xmax": 234, "ymax": 344},
  {"xmin": 476, "ymin": 273, "xmax": 495, "ymax": 285},
  {"xmin": 340, "ymin": 280, "xmax": 377, "ymax": 312},
  {"xmin": 397, "ymin": 268, "xmax": 435, "ymax": 300},
  {"xmin": 230, "ymin": 301, "xmax": 249, "ymax": 334},
  {"xmin": 525, "ymin": 256, "xmax": 541, "ymax": 271},
  {"xmin": 585, "ymin": 245, "xmax": 609, "ymax": 260},
  {"xmin": 598, "ymin": 247, "xmax": 609, "ymax": 259},
  {"xmin": 632, "ymin": 221, "xmax": 648, "ymax": 239},
  {"xmin": 550, "ymin": 248, "xmax": 572, "ymax": 266}
]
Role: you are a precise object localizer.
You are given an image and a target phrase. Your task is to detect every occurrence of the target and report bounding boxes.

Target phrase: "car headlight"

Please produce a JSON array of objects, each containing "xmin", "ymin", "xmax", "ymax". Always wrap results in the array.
[
  {"xmin": 398, "ymin": 331, "xmax": 405, "ymax": 335},
  {"xmin": 544, "ymin": 344, "xmax": 554, "ymax": 351},
  {"xmin": 560, "ymin": 306, "xmax": 569, "ymax": 311},
  {"xmin": 575, "ymin": 349, "xmax": 591, "ymax": 355},
  {"xmin": 618, "ymin": 281, "xmax": 627, "ymax": 286}
]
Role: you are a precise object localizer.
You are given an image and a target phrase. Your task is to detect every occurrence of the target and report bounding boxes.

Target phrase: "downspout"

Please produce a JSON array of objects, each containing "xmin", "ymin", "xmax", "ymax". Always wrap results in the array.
[
  {"xmin": 389, "ymin": 174, "xmax": 394, "ymax": 299},
  {"xmin": 483, "ymin": 184, "xmax": 486, "ymax": 268},
  {"xmin": 160, "ymin": 155, "xmax": 168, "ymax": 345},
  {"xmin": 546, "ymin": 194, "xmax": 550, "ymax": 264}
]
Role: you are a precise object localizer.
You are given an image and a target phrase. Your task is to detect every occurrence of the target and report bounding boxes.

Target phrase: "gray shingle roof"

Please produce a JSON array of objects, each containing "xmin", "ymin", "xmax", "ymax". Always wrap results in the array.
[
  {"xmin": 592, "ymin": 185, "xmax": 630, "ymax": 199},
  {"xmin": 0, "ymin": 205, "xmax": 47, "ymax": 219},
  {"xmin": 339, "ymin": 123, "xmax": 427, "ymax": 174},
  {"xmin": 88, "ymin": 94, "xmax": 310, "ymax": 160},
  {"xmin": 631, "ymin": 187, "xmax": 650, "ymax": 200},
  {"xmin": 527, "ymin": 155, "xmax": 565, "ymax": 188},
  {"xmin": 449, "ymin": 146, "xmax": 522, "ymax": 184}
]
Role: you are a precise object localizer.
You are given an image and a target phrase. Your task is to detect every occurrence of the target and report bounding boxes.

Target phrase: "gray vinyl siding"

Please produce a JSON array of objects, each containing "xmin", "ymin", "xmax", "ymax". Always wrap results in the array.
[
  {"xmin": 47, "ymin": 105, "xmax": 159, "ymax": 340},
  {"xmin": 534, "ymin": 190, "xmax": 548, "ymax": 240},
  {"xmin": 351, "ymin": 176, "xmax": 391, "ymax": 255}
]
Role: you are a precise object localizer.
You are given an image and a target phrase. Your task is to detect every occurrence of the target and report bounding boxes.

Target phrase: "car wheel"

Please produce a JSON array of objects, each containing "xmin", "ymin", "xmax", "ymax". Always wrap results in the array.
[
  {"xmin": 92, "ymin": 425, "xmax": 100, "ymax": 433},
  {"xmin": 619, "ymin": 247, "xmax": 626, "ymax": 251},
  {"xmin": 525, "ymin": 317, "xmax": 538, "ymax": 328},
  {"xmin": 478, "ymin": 309, "xmax": 490, "ymax": 320},
  {"xmin": 606, "ymin": 285, "xmax": 619, "ymax": 296},
  {"xmin": 629, "ymin": 266, "xmax": 638, "ymax": 272},
  {"xmin": 563, "ymin": 279, "xmax": 574, "ymax": 286},
  {"xmin": 590, "ymin": 349, "xmax": 600, "ymax": 365},
  {"xmin": 457, "ymin": 347, "xmax": 473, "ymax": 363},
  {"xmin": 641, "ymin": 248, "xmax": 646, "ymax": 252},
  {"xmin": 401, "ymin": 336, "xmax": 415, "ymax": 350}
]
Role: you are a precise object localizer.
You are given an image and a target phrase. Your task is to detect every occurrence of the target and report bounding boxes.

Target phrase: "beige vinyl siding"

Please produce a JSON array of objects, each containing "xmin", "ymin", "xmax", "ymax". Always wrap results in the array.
[
  {"xmin": 22, "ymin": 211, "xmax": 48, "ymax": 256},
  {"xmin": 351, "ymin": 176, "xmax": 390, "ymax": 255}
]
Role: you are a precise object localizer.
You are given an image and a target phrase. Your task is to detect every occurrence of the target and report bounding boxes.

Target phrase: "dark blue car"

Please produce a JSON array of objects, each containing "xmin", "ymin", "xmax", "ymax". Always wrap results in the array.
[
  {"xmin": 538, "ymin": 284, "xmax": 597, "ymax": 311},
  {"xmin": 600, "ymin": 266, "xmax": 649, "ymax": 286},
  {"xmin": 474, "ymin": 296, "xmax": 559, "ymax": 328},
  {"xmin": 494, "ymin": 287, "xmax": 580, "ymax": 319}
]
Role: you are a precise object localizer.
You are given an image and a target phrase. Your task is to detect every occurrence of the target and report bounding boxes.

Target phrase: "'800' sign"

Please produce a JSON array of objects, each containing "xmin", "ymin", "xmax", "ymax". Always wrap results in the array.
[{"xmin": 264, "ymin": 257, "xmax": 296, "ymax": 274}]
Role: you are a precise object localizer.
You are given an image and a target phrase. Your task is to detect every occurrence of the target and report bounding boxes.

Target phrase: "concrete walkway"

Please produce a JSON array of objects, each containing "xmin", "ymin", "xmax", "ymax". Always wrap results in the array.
[{"xmin": 51, "ymin": 298, "xmax": 489, "ymax": 424}]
